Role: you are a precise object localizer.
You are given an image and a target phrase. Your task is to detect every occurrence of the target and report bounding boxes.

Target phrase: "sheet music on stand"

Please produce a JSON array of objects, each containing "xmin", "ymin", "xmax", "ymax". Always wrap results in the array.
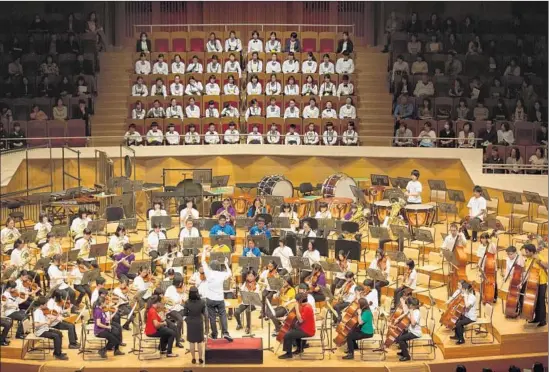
[
  {"xmin": 119, "ymin": 218, "xmax": 138, "ymax": 231},
  {"xmin": 210, "ymin": 252, "xmax": 231, "ymax": 264},
  {"xmin": 81, "ymin": 269, "xmax": 100, "ymax": 286},
  {"xmin": 397, "ymin": 177, "xmax": 412, "ymax": 189},
  {"xmin": 34, "ymin": 257, "xmax": 51, "ymax": 272},
  {"xmin": 181, "ymin": 237, "xmax": 202, "ymax": 250},
  {"xmin": 523, "ymin": 191, "xmax": 543, "ymax": 205},
  {"xmin": 350, "ymin": 184, "xmax": 367, "ymax": 206},
  {"xmin": 129, "ymin": 260, "xmax": 151, "ymax": 275},
  {"xmin": 193, "ymin": 170, "xmax": 213, "ymax": 185},
  {"xmin": 210, "ymin": 235, "xmax": 232, "ymax": 248},
  {"xmin": 87, "ymin": 219, "xmax": 107, "ymax": 235},
  {"xmin": 371, "ymin": 174, "xmax": 390, "ymax": 187},
  {"xmin": 241, "ymin": 291, "xmax": 262, "ymax": 308},
  {"xmin": 172, "ymin": 256, "xmax": 194, "ymax": 269},
  {"xmin": 369, "ymin": 226, "xmax": 391, "ymax": 242},
  {"xmin": 389, "ymin": 177, "xmax": 399, "ymax": 188},
  {"xmin": 334, "ymin": 239, "xmax": 361, "ymax": 261},
  {"xmin": 89, "ymin": 243, "xmax": 108, "ymax": 260},
  {"xmin": 21, "ymin": 230, "xmax": 38, "ymax": 244},
  {"xmin": 202, "ymin": 218, "xmax": 219, "ymax": 231},
  {"xmin": 390, "ymin": 224, "xmax": 411, "ymax": 241},
  {"xmin": 427, "ymin": 179, "xmax": 447, "ymax": 192},
  {"xmin": 248, "ymin": 234, "xmax": 268, "ymax": 249},
  {"xmin": 438, "ymin": 202, "xmax": 457, "ymax": 216},
  {"xmin": 260, "ymin": 255, "xmax": 282, "ymax": 268},
  {"xmin": 367, "ymin": 268, "xmax": 387, "ymax": 283},
  {"xmin": 239, "ymin": 257, "xmax": 260, "ymax": 273},
  {"xmin": 387, "ymin": 250, "xmax": 407, "ymax": 263},
  {"xmin": 51, "ymin": 225, "xmax": 69, "ymax": 238},
  {"xmin": 321, "ymin": 261, "xmax": 342, "ymax": 274},
  {"xmin": 158, "ymin": 239, "xmax": 179, "ymax": 256},
  {"xmin": 211, "ymin": 175, "xmax": 230, "ymax": 188},
  {"xmin": 264, "ymin": 196, "xmax": 284, "ymax": 208},
  {"xmin": 502, "ymin": 191, "xmax": 523, "ymax": 205},
  {"xmin": 131, "ymin": 242, "xmax": 144, "ymax": 255},
  {"xmin": 267, "ymin": 277, "xmax": 283, "ymax": 291},
  {"xmin": 290, "ymin": 256, "xmax": 310, "ymax": 272},
  {"xmin": 479, "ymin": 187, "xmax": 492, "ymax": 201},
  {"xmin": 447, "ymin": 189, "xmax": 466, "ymax": 203},
  {"xmin": 272, "ymin": 217, "xmax": 290, "ymax": 229},
  {"xmin": 236, "ymin": 217, "xmax": 254, "ymax": 229},
  {"xmin": 317, "ymin": 218, "xmax": 336, "ymax": 232},
  {"xmin": 442, "ymin": 249, "xmax": 458, "ymax": 268},
  {"xmin": 413, "ymin": 228, "xmax": 434, "ymax": 244},
  {"xmin": 66, "ymin": 249, "xmax": 79, "ymax": 262},
  {"xmin": 151, "ymin": 216, "xmax": 173, "ymax": 230}
]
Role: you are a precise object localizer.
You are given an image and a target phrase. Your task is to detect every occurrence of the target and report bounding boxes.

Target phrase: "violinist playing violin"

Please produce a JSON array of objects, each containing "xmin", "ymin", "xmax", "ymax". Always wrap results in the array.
[
  {"xmin": 394, "ymin": 297, "xmax": 422, "ymax": 361},
  {"xmin": 2, "ymin": 280, "xmax": 28, "ymax": 339},
  {"xmin": 112, "ymin": 276, "xmax": 135, "ymax": 330},
  {"xmin": 46, "ymin": 290, "xmax": 80, "ymax": 349},
  {"xmin": 189, "ymin": 265, "xmax": 207, "ymax": 297},
  {"xmin": 333, "ymin": 271, "xmax": 356, "ymax": 324},
  {"xmin": 368, "ymin": 248, "xmax": 391, "ymax": 305},
  {"xmin": 259, "ymin": 260, "xmax": 279, "ymax": 318},
  {"xmin": 522, "ymin": 244, "xmax": 548, "ymax": 327},
  {"xmin": 34, "ymin": 296, "xmax": 68, "ymax": 360},
  {"xmin": 93, "ymin": 296, "xmax": 124, "ymax": 359},
  {"xmin": 451, "ymin": 282, "xmax": 477, "ymax": 344},
  {"xmin": 48, "ymin": 254, "xmax": 78, "ymax": 313},
  {"xmin": 393, "ymin": 259, "xmax": 417, "ymax": 310},
  {"xmin": 332, "ymin": 250, "xmax": 351, "ymax": 292},
  {"xmin": 15, "ymin": 269, "xmax": 40, "ymax": 310},
  {"xmin": 300, "ymin": 239, "xmax": 321, "ymax": 283},
  {"xmin": 268, "ymin": 275, "xmax": 296, "ymax": 335},
  {"xmin": 235, "ymin": 270, "xmax": 261, "ymax": 334},
  {"xmin": 278, "ymin": 293, "xmax": 316, "ymax": 360},
  {"xmin": 342, "ymin": 297, "xmax": 374, "ymax": 360},
  {"xmin": 164, "ymin": 276, "xmax": 187, "ymax": 348},
  {"xmin": 305, "ymin": 263, "xmax": 327, "ymax": 302}
]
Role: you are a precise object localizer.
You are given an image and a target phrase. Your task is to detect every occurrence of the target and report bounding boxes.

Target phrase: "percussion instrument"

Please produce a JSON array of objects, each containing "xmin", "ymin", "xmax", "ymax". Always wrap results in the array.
[
  {"xmin": 284, "ymin": 197, "xmax": 311, "ymax": 219},
  {"xmin": 366, "ymin": 186, "xmax": 385, "ymax": 204},
  {"xmin": 318, "ymin": 197, "xmax": 353, "ymax": 220},
  {"xmin": 234, "ymin": 195, "xmax": 253, "ymax": 215},
  {"xmin": 321, "ymin": 173, "xmax": 357, "ymax": 201},
  {"xmin": 403, "ymin": 204, "xmax": 435, "ymax": 227},
  {"xmin": 258, "ymin": 175, "xmax": 293, "ymax": 198},
  {"xmin": 373, "ymin": 200, "xmax": 392, "ymax": 223}
]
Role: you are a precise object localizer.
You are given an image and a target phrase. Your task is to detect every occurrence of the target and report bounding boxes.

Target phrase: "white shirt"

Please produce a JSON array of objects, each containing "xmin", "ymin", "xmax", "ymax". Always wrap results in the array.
[
  {"xmin": 285, "ymin": 131, "xmax": 301, "ymax": 145},
  {"xmin": 322, "ymin": 108, "xmax": 338, "ymax": 118},
  {"xmin": 147, "ymin": 106, "xmax": 165, "ymax": 118},
  {"xmin": 405, "ymin": 269, "xmax": 417, "ymax": 289},
  {"xmin": 304, "ymin": 130, "xmax": 319, "ymax": 145},
  {"xmin": 179, "ymin": 207, "xmax": 199, "ymax": 222},
  {"xmin": 319, "ymin": 82, "xmax": 335, "ymax": 96},
  {"xmin": 185, "ymin": 82, "xmax": 203, "ymax": 96},
  {"xmin": 467, "ymin": 196, "xmax": 487, "ymax": 221},
  {"xmin": 132, "ymin": 83, "xmax": 148, "ymax": 96},
  {"xmin": 406, "ymin": 180, "xmax": 422, "ymax": 203},
  {"xmin": 342, "ymin": 130, "xmax": 358, "ymax": 145},
  {"xmin": 266, "ymin": 39, "xmax": 281, "ymax": 52},
  {"xmin": 224, "ymin": 61, "xmax": 242, "ymax": 78},
  {"xmin": 170, "ymin": 82, "xmax": 184, "ymax": 96},
  {"xmin": 266, "ymin": 61, "xmax": 282, "ymax": 73},
  {"xmin": 205, "ymin": 82, "xmax": 221, "ymax": 95},
  {"xmin": 150, "ymin": 84, "xmax": 167, "ymax": 98},
  {"xmin": 369, "ymin": 258, "xmax": 391, "ymax": 278},
  {"xmin": 282, "ymin": 60, "xmax": 299, "ymax": 73},
  {"xmin": 246, "ymin": 82, "xmax": 262, "ymax": 95},
  {"xmin": 366, "ymin": 289, "xmax": 379, "ymax": 312},
  {"xmin": 223, "ymin": 83, "xmax": 239, "ymax": 95},
  {"xmin": 224, "ymin": 38, "xmax": 242, "ymax": 52},
  {"xmin": 248, "ymin": 38, "xmax": 263, "ymax": 53},
  {"xmin": 46, "ymin": 298, "xmax": 62, "ymax": 327},
  {"xmin": 245, "ymin": 106, "xmax": 261, "ymax": 121},
  {"xmin": 224, "ymin": 129, "xmax": 240, "ymax": 144},
  {"xmin": 336, "ymin": 58, "xmax": 355, "ymax": 73},
  {"xmin": 41, "ymin": 242, "xmax": 61, "ymax": 258},
  {"xmin": 166, "ymin": 105, "xmax": 183, "ymax": 119},
  {"xmin": 284, "ymin": 106, "xmax": 300, "ymax": 119},
  {"xmin": 135, "ymin": 60, "xmax": 151, "ymax": 75},
  {"xmin": 202, "ymin": 106, "xmax": 218, "ymax": 118},
  {"xmin": 112, "ymin": 287, "xmax": 129, "ymax": 304},
  {"xmin": 204, "ymin": 130, "xmax": 220, "ymax": 144},
  {"xmin": 206, "ymin": 39, "xmax": 223, "ymax": 52},
  {"xmin": 319, "ymin": 61, "xmax": 335, "ymax": 74},
  {"xmin": 266, "ymin": 104, "xmax": 281, "ymax": 118},
  {"xmin": 247, "ymin": 59, "xmax": 263, "ymax": 73},
  {"xmin": 108, "ymin": 234, "xmax": 129, "ymax": 256},
  {"xmin": 179, "ymin": 226, "xmax": 200, "ymax": 239},
  {"xmin": 33, "ymin": 308, "xmax": 50, "ymax": 336},
  {"xmin": 48, "ymin": 264, "xmax": 68, "ymax": 290},
  {"xmin": 171, "ymin": 61, "xmax": 185, "ymax": 74},
  {"xmin": 186, "ymin": 62, "xmax": 203, "ymax": 73},
  {"xmin": 132, "ymin": 275, "xmax": 150, "ymax": 294},
  {"xmin": 464, "ymin": 292, "xmax": 477, "ymax": 321},
  {"xmin": 247, "ymin": 132, "xmax": 263, "ymax": 144},
  {"xmin": 152, "ymin": 61, "xmax": 169, "ymax": 75},
  {"xmin": 302, "ymin": 249, "xmax": 321, "ymax": 268},
  {"xmin": 272, "ymin": 246, "xmax": 294, "ymax": 271},
  {"xmin": 124, "ymin": 131, "xmax": 142, "ymax": 144},
  {"xmin": 302, "ymin": 61, "xmax": 318, "ymax": 73},
  {"xmin": 34, "ymin": 221, "xmax": 52, "ymax": 243},
  {"xmin": 185, "ymin": 131, "xmax": 200, "ymax": 144},
  {"xmin": 70, "ymin": 217, "xmax": 90, "ymax": 238},
  {"xmin": 185, "ymin": 104, "xmax": 200, "ymax": 118},
  {"xmin": 303, "ymin": 105, "xmax": 320, "ymax": 119},
  {"xmin": 408, "ymin": 308, "xmax": 422, "ymax": 337},
  {"xmin": 147, "ymin": 231, "xmax": 166, "ymax": 252},
  {"xmin": 441, "ymin": 232, "xmax": 467, "ymax": 251},
  {"xmin": 265, "ymin": 81, "xmax": 281, "ymax": 96},
  {"xmin": 323, "ymin": 130, "xmax": 338, "ymax": 145},
  {"xmin": 284, "ymin": 84, "xmax": 300, "ymax": 96},
  {"xmin": 164, "ymin": 285, "xmax": 184, "ymax": 312},
  {"xmin": 339, "ymin": 104, "xmax": 356, "ymax": 119},
  {"xmin": 337, "ymin": 82, "xmax": 354, "ymax": 97},
  {"xmin": 202, "ymin": 262, "xmax": 232, "ymax": 301},
  {"xmin": 132, "ymin": 108, "xmax": 146, "ymax": 119},
  {"xmin": 266, "ymin": 130, "xmax": 281, "ymax": 144},
  {"xmin": 342, "ymin": 284, "xmax": 357, "ymax": 303},
  {"xmin": 2, "ymin": 291, "xmax": 19, "ymax": 316},
  {"xmin": 206, "ymin": 61, "xmax": 222, "ymax": 73},
  {"xmin": 190, "ymin": 271, "xmax": 208, "ymax": 297},
  {"xmin": 146, "ymin": 129, "xmax": 163, "ymax": 143},
  {"xmin": 301, "ymin": 83, "xmax": 318, "ymax": 96},
  {"xmin": 165, "ymin": 130, "xmax": 180, "ymax": 145},
  {"xmin": 10, "ymin": 248, "xmax": 23, "ymax": 267}
]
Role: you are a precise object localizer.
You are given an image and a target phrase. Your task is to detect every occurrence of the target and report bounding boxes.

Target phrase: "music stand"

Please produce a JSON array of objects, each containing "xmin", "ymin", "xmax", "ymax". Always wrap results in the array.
[
  {"xmin": 523, "ymin": 191, "xmax": 543, "ymax": 227},
  {"xmin": 202, "ymin": 218, "xmax": 218, "ymax": 231},
  {"xmin": 350, "ymin": 185, "xmax": 367, "ymax": 206},
  {"xmin": 51, "ymin": 225, "xmax": 69, "ymax": 238},
  {"xmin": 317, "ymin": 218, "xmax": 336, "ymax": 236},
  {"xmin": 192, "ymin": 170, "xmax": 212, "ymax": 185},
  {"xmin": 368, "ymin": 226, "xmax": 391, "ymax": 254},
  {"xmin": 397, "ymin": 177, "xmax": 412, "ymax": 189},
  {"xmin": 181, "ymin": 237, "xmax": 202, "ymax": 254},
  {"xmin": 158, "ymin": 239, "xmax": 179, "ymax": 256},
  {"xmin": 239, "ymin": 257, "xmax": 260, "ymax": 274},
  {"xmin": 411, "ymin": 228, "xmax": 434, "ymax": 265},
  {"xmin": 81, "ymin": 269, "xmax": 100, "ymax": 286},
  {"xmin": 172, "ymin": 256, "xmax": 194, "ymax": 270},
  {"xmin": 261, "ymin": 255, "xmax": 282, "ymax": 269},
  {"xmin": 427, "ymin": 179, "xmax": 447, "ymax": 192},
  {"xmin": 334, "ymin": 239, "xmax": 361, "ymax": 261},
  {"xmin": 447, "ymin": 189, "xmax": 465, "ymax": 204},
  {"xmin": 390, "ymin": 224, "xmax": 412, "ymax": 246},
  {"xmin": 441, "ymin": 249, "xmax": 459, "ymax": 296},
  {"xmin": 131, "ymin": 242, "xmax": 144, "ymax": 255},
  {"xmin": 389, "ymin": 177, "xmax": 399, "ymax": 188},
  {"xmin": 272, "ymin": 217, "xmax": 290, "ymax": 230},
  {"xmin": 236, "ymin": 217, "xmax": 254, "ymax": 229},
  {"xmin": 322, "ymin": 261, "xmax": 343, "ymax": 276},
  {"xmin": 21, "ymin": 230, "xmax": 38, "ymax": 245},
  {"xmin": 264, "ymin": 196, "xmax": 284, "ymax": 209},
  {"xmin": 66, "ymin": 249, "xmax": 79, "ymax": 262},
  {"xmin": 303, "ymin": 237, "xmax": 328, "ymax": 257},
  {"xmin": 438, "ymin": 202, "xmax": 458, "ymax": 231},
  {"xmin": 387, "ymin": 251, "xmax": 407, "ymax": 288},
  {"xmin": 119, "ymin": 218, "xmax": 138, "ymax": 233},
  {"xmin": 241, "ymin": 291, "xmax": 263, "ymax": 337},
  {"xmin": 371, "ymin": 174, "xmax": 390, "ymax": 187},
  {"xmin": 211, "ymin": 175, "xmax": 230, "ymax": 188},
  {"xmin": 290, "ymin": 256, "xmax": 309, "ymax": 277},
  {"xmin": 87, "ymin": 219, "xmax": 107, "ymax": 237},
  {"xmin": 89, "ymin": 243, "xmax": 108, "ymax": 268},
  {"xmin": 151, "ymin": 216, "xmax": 173, "ymax": 231},
  {"xmin": 480, "ymin": 187, "xmax": 492, "ymax": 201},
  {"xmin": 34, "ymin": 257, "xmax": 51, "ymax": 272},
  {"xmin": 248, "ymin": 235, "xmax": 269, "ymax": 252},
  {"xmin": 366, "ymin": 268, "xmax": 388, "ymax": 288},
  {"xmin": 209, "ymin": 252, "xmax": 231, "ymax": 266},
  {"xmin": 211, "ymin": 235, "xmax": 232, "ymax": 249}
]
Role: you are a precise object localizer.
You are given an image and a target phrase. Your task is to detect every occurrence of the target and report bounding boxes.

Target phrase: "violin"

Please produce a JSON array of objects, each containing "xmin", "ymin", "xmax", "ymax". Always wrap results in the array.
[
  {"xmin": 246, "ymin": 279, "xmax": 257, "ymax": 292},
  {"xmin": 267, "ymin": 267, "xmax": 279, "ymax": 278},
  {"xmin": 43, "ymin": 309, "xmax": 61, "ymax": 317},
  {"xmin": 23, "ymin": 279, "xmax": 39, "ymax": 292},
  {"xmin": 305, "ymin": 270, "xmax": 321, "ymax": 292}
]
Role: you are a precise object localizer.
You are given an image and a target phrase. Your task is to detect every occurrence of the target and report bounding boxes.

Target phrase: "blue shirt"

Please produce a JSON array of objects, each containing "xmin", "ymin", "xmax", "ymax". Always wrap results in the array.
[
  {"xmin": 393, "ymin": 103, "xmax": 414, "ymax": 119},
  {"xmin": 209, "ymin": 224, "xmax": 235, "ymax": 237},
  {"xmin": 249, "ymin": 225, "xmax": 272, "ymax": 239},
  {"xmin": 242, "ymin": 247, "xmax": 261, "ymax": 257}
]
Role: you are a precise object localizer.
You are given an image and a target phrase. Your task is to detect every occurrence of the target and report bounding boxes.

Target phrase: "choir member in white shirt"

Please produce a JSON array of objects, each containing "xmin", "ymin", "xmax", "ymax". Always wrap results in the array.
[
  {"xmin": 131, "ymin": 76, "xmax": 148, "ymax": 97},
  {"xmin": 124, "ymin": 123, "xmax": 143, "ymax": 146},
  {"xmin": 170, "ymin": 75, "xmax": 185, "ymax": 96},
  {"xmin": 132, "ymin": 100, "xmax": 146, "ymax": 119},
  {"xmin": 171, "ymin": 54, "xmax": 185, "ymax": 74},
  {"xmin": 282, "ymin": 52, "xmax": 300, "ymax": 73},
  {"xmin": 150, "ymin": 78, "xmax": 167, "ymax": 98},
  {"xmin": 323, "ymin": 122, "xmax": 338, "ymax": 145},
  {"xmin": 266, "ymin": 32, "xmax": 282, "ymax": 52},
  {"xmin": 245, "ymin": 99, "xmax": 261, "ymax": 121},
  {"xmin": 206, "ymin": 32, "xmax": 223, "ymax": 52},
  {"xmin": 265, "ymin": 74, "xmax": 282, "ymax": 96},
  {"xmin": 319, "ymin": 54, "xmax": 335, "ymax": 75},
  {"xmin": 165, "ymin": 123, "xmax": 180, "ymax": 145},
  {"xmin": 303, "ymin": 98, "xmax": 320, "ymax": 119},
  {"xmin": 247, "ymin": 52, "xmax": 263, "ymax": 73},
  {"xmin": 337, "ymin": 74, "xmax": 354, "ymax": 97},
  {"xmin": 302, "ymin": 52, "xmax": 318, "ymax": 73},
  {"xmin": 266, "ymin": 123, "xmax": 281, "ymax": 144},
  {"xmin": 302, "ymin": 75, "xmax": 318, "ymax": 96},
  {"xmin": 135, "ymin": 52, "xmax": 151, "ymax": 75},
  {"xmin": 34, "ymin": 214, "xmax": 52, "ymax": 247},
  {"xmin": 184, "ymin": 76, "xmax": 203, "ymax": 96},
  {"xmin": 147, "ymin": 99, "xmax": 166, "ymax": 118},
  {"xmin": 204, "ymin": 100, "xmax": 220, "ymax": 118},
  {"xmin": 223, "ymin": 75, "xmax": 240, "ymax": 95},
  {"xmin": 335, "ymin": 51, "xmax": 355, "ymax": 74},
  {"xmin": 342, "ymin": 121, "xmax": 358, "ymax": 146},
  {"xmin": 221, "ymin": 103, "xmax": 239, "ymax": 117},
  {"xmin": 303, "ymin": 123, "xmax": 319, "ymax": 145},
  {"xmin": 204, "ymin": 123, "xmax": 220, "ymax": 145},
  {"xmin": 322, "ymin": 100, "xmax": 338, "ymax": 118},
  {"xmin": 266, "ymin": 97, "xmax": 281, "ymax": 118},
  {"xmin": 319, "ymin": 74, "xmax": 336, "ymax": 96},
  {"xmin": 166, "ymin": 98, "xmax": 184, "ymax": 119},
  {"xmin": 206, "ymin": 55, "xmax": 222, "ymax": 73},
  {"xmin": 185, "ymin": 97, "xmax": 201, "ymax": 118},
  {"xmin": 266, "ymin": 53, "xmax": 282, "ymax": 73},
  {"xmin": 284, "ymin": 76, "xmax": 300, "ymax": 96},
  {"xmin": 205, "ymin": 75, "xmax": 221, "ymax": 95},
  {"xmin": 247, "ymin": 125, "xmax": 263, "ymax": 144},
  {"xmin": 186, "ymin": 55, "xmax": 203, "ymax": 73},
  {"xmin": 185, "ymin": 124, "xmax": 200, "ymax": 145},
  {"xmin": 339, "ymin": 97, "xmax": 357, "ymax": 119},
  {"xmin": 224, "ymin": 30, "xmax": 242, "ymax": 52},
  {"xmin": 224, "ymin": 53, "xmax": 242, "ymax": 78},
  {"xmin": 152, "ymin": 54, "xmax": 169, "ymax": 75},
  {"xmin": 146, "ymin": 122, "xmax": 163, "ymax": 146},
  {"xmin": 224, "ymin": 122, "xmax": 240, "ymax": 144},
  {"xmin": 147, "ymin": 223, "xmax": 167, "ymax": 274},
  {"xmin": 284, "ymin": 99, "xmax": 300, "ymax": 119},
  {"xmin": 248, "ymin": 31, "xmax": 263, "ymax": 53},
  {"xmin": 285, "ymin": 124, "xmax": 301, "ymax": 145},
  {"xmin": 246, "ymin": 75, "xmax": 262, "ymax": 95}
]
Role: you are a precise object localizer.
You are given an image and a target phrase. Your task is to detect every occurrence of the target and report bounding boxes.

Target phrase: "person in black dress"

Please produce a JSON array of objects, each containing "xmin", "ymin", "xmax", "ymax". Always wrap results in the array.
[{"xmin": 184, "ymin": 286, "xmax": 206, "ymax": 364}]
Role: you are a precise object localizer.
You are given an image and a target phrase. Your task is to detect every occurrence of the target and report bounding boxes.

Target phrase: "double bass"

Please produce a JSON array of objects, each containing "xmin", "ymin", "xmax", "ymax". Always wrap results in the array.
[
  {"xmin": 333, "ymin": 300, "xmax": 360, "ymax": 347},
  {"xmin": 448, "ymin": 229, "xmax": 468, "ymax": 295},
  {"xmin": 479, "ymin": 247, "xmax": 497, "ymax": 304},
  {"xmin": 520, "ymin": 258, "xmax": 540, "ymax": 321},
  {"xmin": 504, "ymin": 256, "xmax": 524, "ymax": 318}
]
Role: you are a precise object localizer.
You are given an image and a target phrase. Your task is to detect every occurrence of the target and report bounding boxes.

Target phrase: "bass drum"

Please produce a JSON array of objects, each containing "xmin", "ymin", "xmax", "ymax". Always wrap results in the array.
[
  {"xmin": 321, "ymin": 173, "xmax": 357, "ymax": 201},
  {"xmin": 258, "ymin": 175, "xmax": 294, "ymax": 198}
]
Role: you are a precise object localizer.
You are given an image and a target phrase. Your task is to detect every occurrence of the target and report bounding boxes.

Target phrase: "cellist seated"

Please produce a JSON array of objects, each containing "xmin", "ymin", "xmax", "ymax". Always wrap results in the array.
[
  {"xmin": 393, "ymin": 259, "xmax": 417, "ymax": 310},
  {"xmin": 450, "ymin": 282, "xmax": 477, "ymax": 344},
  {"xmin": 278, "ymin": 293, "xmax": 316, "ymax": 360},
  {"xmin": 394, "ymin": 297, "xmax": 422, "ymax": 361},
  {"xmin": 342, "ymin": 298, "xmax": 374, "ymax": 360}
]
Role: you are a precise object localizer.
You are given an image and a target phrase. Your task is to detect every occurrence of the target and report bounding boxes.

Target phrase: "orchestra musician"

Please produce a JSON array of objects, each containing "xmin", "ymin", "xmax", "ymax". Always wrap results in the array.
[
  {"xmin": 451, "ymin": 282, "xmax": 477, "ymax": 344},
  {"xmin": 441, "ymin": 223, "xmax": 468, "ymax": 253},
  {"xmin": 247, "ymin": 198, "xmax": 267, "ymax": 218},
  {"xmin": 10, "ymin": 239, "xmax": 40, "ymax": 286},
  {"xmin": 111, "ymin": 276, "xmax": 135, "ymax": 330},
  {"xmin": 179, "ymin": 199, "xmax": 199, "ymax": 224},
  {"xmin": 90, "ymin": 276, "xmax": 107, "ymax": 306},
  {"xmin": 2, "ymin": 280, "xmax": 28, "ymax": 339},
  {"xmin": 15, "ymin": 270, "xmax": 40, "ymax": 310},
  {"xmin": 132, "ymin": 266, "xmax": 153, "ymax": 304},
  {"xmin": 259, "ymin": 260, "xmax": 279, "ymax": 317},
  {"xmin": 34, "ymin": 296, "xmax": 68, "ymax": 360},
  {"xmin": 189, "ymin": 265, "xmax": 208, "ymax": 298},
  {"xmin": 114, "ymin": 243, "xmax": 136, "ymax": 279},
  {"xmin": 300, "ymin": 240, "xmax": 321, "ymax": 282},
  {"xmin": 278, "ymin": 292, "xmax": 316, "ymax": 359},
  {"xmin": 157, "ymin": 243, "xmax": 183, "ymax": 275},
  {"xmin": 394, "ymin": 297, "xmax": 422, "ymax": 361},
  {"xmin": 315, "ymin": 202, "xmax": 332, "ymax": 219},
  {"xmin": 393, "ymin": 259, "xmax": 417, "ymax": 310},
  {"xmin": 145, "ymin": 295, "xmax": 179, "ymax": 357},
  {"xmin": 523, "ymin": 244, "xmax": 548, "ymax": 327},
  {"xmin": 362, "ymin": 280, "xmax": 379, "ymax": 313},
  {"xmin": 108, "ymin": 225, "xmax": 129, "ymax": 257},
  {"xmin": 164, "ymin": 276, "xmax": 187, "ymax": 348},
  {"xmin": 369, "ymin": 249, "xmax": 391, "ymax": 305},
  {"xmin": 333, "ymin": 271, "xmax": 357, "ymax": 323},
  {"xmin": 404, "ymin": 169, "xmax": 422, "ymax": 204},
  {"xmin": 299, "ymin": 221, "xmax": 317, "ymax": 237},
  {"xmin": 463, "ymin": 185, "xmax": 487, "ymax": 242},
  {"xmin": 1, "ymin": 217, "xmax": 21, "ymax": 254},
  {"xmin": 242, "ymin": 238, "xmax": 261, "ymax": 257},
  {"xmin": 235, "ymin": 270, "xmax": 261, "ymax": 334},
  {"xmin": 147, "ymin": 223, "xmax": 167, "ymax": 275},
  {"xmin": 504, "ymin": 245, "xmax": 525, "ymax": 278},
  {"xmin": 305, "ymin": 263, "xmax": 327, "ymax": 302},
  {"xmin": 183, "ymin": 286, "xmax": 206, "ymax": 364},
  {"xmin": 209, "ymin": 215, "xmax": 236, "ymax": 244},
  {"xmin": 48, "ymin": 254, "xmax": 78, "ymax": 313},
  {"xmin": 46, "ymin": 290, "xmax": 80, "ymax": 348},
  {"xmin": 41, "ymin": 232, "xmax": 62, "ymax": 258},
  {"xmin": 478, "ymin": 232, "xmax": 498, "ymax": 303},
  {"xmin": 93, "ymin": 296, "xmax": 124, "ymax": 359},
  {"xmin": 342, "ymin": 297, "xmax": 374, "ymax": 360},
  {"xmin": 249, "ymin": 217, "xmax": 272, "ymax": 239},
  {"xmin": 179, "ymin": 218, "xmax": 201, "ymax": 243},
  {"xmin": 0, "ymin": 316, "xmax": 12, "ymax": 346},
  {"xmin": 75, "ymin": 228, "xmax": 96, "ymax": 263},
  {"xmin": 278, "ymin": 203, "xmax": 299, "ymax": 231},
  {"xmin": 70, "ymin": 208, "xmax": 91, "ymax": 242},
  {"xmin": 332, "ymin": 250, "xmax": 351, "ymax": 292},
  {"xmin": 272, "ymin": 238, "xmax": 294, "ymax": 272},
  {"xmin": 446, "ymin": 279, "xmax": 466, "ymax": 305},
  {"xmin": 215, "ymin": 198, "xmax": 237, "ymax": 224},
  {"xmin": 148, "ymin": 200, "xmax": 168, "ymax": 231},
  {"xmin": 34, "ymin": 213, "xmax": 52, "ymax": 247},
  {"xmin": 69, "ymin": 259, "xmax": 93, "ymax": 307},
  {"xmin": 267, "ymin": 275, "xmax": 296, "ymax": 335}
]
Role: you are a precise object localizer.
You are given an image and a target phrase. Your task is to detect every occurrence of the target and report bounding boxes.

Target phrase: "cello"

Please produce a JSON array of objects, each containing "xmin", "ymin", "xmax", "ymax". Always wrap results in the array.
[
  {"xmin": 276, "ymin": 307, "xmax": 298, "ymax": 343},
  {"xmin": 504, "ymin": 256, "xmax": 524, "ymax": 318},
  {"xmin": 440, "ymin": 292, "xmax": 466, "ymax": 329},
  {"xmin": 333, "ymin": 300, "xmax": 360, "ymax": 347},
  {"xmin": 449, "ymin": 228, "xmax": 468, "ymax": 295},
  {"xmin": 383, "ymin": 304, "xmax": 411, "ymax": 349},
  {"xmin": 520, "ymin": 258, "xmax": 540, "ymax": 321}
]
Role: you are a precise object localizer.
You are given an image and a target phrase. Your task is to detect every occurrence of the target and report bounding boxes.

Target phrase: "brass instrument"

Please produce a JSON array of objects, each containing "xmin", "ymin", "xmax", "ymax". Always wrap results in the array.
[
  {"xmin": 382, "ymin": 197, "xmax": 407, "ymax": 240},
  {"xmin": 45, "ymin": 242, "xmax": 61, "ymax": 258},
  {"xmin": 2, "ymin": 229, "xmax": 21, "ymax": 252},
  {"xmin": 36, "ymin": 223, "xmax": 51, "ymax": 243},
  {"xmin": 77, "ymin": 239, "xmax": 91, "ymax": 260}
]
